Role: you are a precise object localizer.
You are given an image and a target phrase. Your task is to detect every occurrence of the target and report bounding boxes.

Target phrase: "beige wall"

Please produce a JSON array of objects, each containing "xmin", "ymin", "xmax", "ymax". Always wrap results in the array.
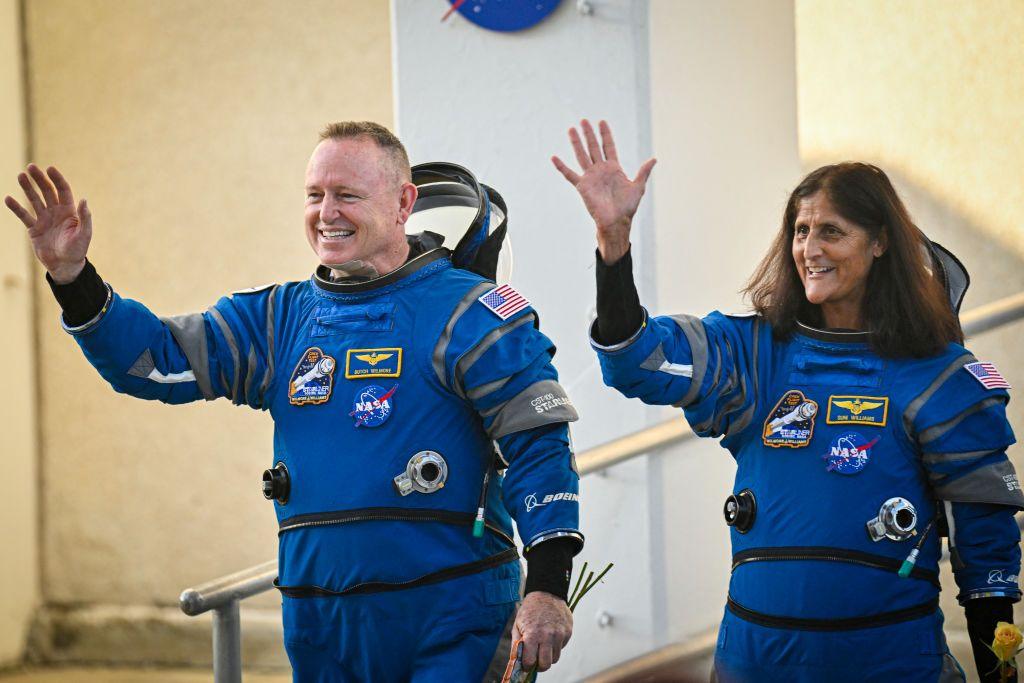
[
  {"xmin": 797, "ymin": 0, "xmax": 1024, "ymax": 256},
  {"xmin": 0, "ymin": 0, "xmax": 38, "ymax": 666},
  {"xmin": 22, "ymin": 0, "xmax": 392, "ymax": 657}
]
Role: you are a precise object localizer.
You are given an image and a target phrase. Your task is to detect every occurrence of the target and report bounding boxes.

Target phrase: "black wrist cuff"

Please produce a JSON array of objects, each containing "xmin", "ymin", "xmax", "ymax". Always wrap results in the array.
[
  {"xmin": 524, "ymin": 537, "xmax": 574, "ymax": 601},
  {"xmin": 594, "ymin": 246, "xmax": 643, "ymax": 346},
  {"xmin": 46, "ymin": 259, "xmax": 107, "ymax": 327}
]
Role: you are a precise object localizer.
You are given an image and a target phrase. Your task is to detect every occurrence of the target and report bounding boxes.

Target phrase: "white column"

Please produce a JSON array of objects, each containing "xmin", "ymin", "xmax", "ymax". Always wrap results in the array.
[
  {"xmin": 648, "ymin": 0, "xmax": 800, "ymax": 646},
  {"xmin": 392, "ymin": 2, "xmax": 658, "ymax": 677}
]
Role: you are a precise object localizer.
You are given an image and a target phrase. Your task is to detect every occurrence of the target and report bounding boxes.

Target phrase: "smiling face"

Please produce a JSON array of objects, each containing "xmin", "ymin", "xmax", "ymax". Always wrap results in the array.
[
  {"xmin": 792, "ymin": 192, "xmax": 886, "ymax": 330},
  {"xmin": 304, "ymin": 137, "xmax": 416, "ymax": 276}
]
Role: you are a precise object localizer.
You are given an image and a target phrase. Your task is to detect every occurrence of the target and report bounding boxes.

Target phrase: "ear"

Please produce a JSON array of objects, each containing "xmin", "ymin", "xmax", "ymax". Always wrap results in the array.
[
  {"xmin": 396, "ymin": 181, "xmax": 418, "ymax": 225},
  {"xmin": 872, "ymin": 230, "xmax": 888, "ymax": 258}
]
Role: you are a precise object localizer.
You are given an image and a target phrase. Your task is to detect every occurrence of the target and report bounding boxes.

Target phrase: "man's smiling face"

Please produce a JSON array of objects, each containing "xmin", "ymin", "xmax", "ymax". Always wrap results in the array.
[{"xmin": 304, "ymin": 136, "xmax": 412, "ymax": 275}]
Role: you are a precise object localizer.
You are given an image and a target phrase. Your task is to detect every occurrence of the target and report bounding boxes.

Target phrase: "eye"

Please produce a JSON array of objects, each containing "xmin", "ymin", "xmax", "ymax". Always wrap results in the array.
[
  {"xmin": 306, "ymin": 192, "xmax": 322, "ymax": 202},
  {"xmin": 795, "ymin": 224, "xmax": 809, "ymax": 236},
  {"xmin": 337, "ymin": 192, "xmax": 360, "ymax": 202}
]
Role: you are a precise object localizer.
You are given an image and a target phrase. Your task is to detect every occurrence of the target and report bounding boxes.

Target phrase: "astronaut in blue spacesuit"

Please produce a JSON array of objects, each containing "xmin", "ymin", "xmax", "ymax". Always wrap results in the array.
[
  {"xmin": 553, "ymin": 119, "xmax": 1022, "ymax": 682},
  {"xmin": 7, "ymin": 121, "xmax": 582, "ymax": 681}
]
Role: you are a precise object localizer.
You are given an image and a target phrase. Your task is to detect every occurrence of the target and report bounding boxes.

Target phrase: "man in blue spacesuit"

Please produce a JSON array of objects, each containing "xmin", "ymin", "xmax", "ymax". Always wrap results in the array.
[
  {"xmin": 552, "ymin": 119, "xmax": 1022, "ymax": 682},
  {"xmin": 6, "ymin": 121, "xmax": 583, "ymax": 681}
]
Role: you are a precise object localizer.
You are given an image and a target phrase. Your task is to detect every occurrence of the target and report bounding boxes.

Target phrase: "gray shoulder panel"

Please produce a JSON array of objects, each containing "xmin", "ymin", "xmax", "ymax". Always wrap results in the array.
[
  {"xmin": 487, "ymin": 379, "xmax": 579, "ymax": 439},
  {"xmin": 161, "ymin": 313, "xmax": 216, "ymax": 400},
  {"xmin": 933, "ymin": 458, "xmax": 1024, "ymax": 509},
  {"xmin": 432, "ymin": 282, "xmax": 495, "ymax": 389},
  {"xmin": 918, "ymin": 396, "xmax": 1006, "ymax": 446},
  {"xmin": 903, "ymin": 352, "xmax": 975, "ymax": 436},
  {"xmin": 454, "ymin": 313, "xmax": 537, "ymax": 399},
  {"xmin": 922, "ymin": 448, "xmax": 1003, "ymax": 467}
]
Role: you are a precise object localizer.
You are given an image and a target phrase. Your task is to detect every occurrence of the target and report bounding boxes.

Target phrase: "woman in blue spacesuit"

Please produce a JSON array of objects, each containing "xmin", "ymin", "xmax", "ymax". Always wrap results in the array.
[{"xmin": 552, "ymin": 119, "xmax": 1022, "ymax": 682}]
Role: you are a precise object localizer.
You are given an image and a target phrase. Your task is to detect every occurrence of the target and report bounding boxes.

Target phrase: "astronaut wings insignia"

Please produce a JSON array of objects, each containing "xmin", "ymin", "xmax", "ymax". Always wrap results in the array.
[
  {"xmin": 345, "ymin": 347, "xmax": 403, "ymax": 379},
  {"xmin": 827, "ymin": 395, "xmax": 888, "ymax": 427},
  {"xmin": 355, "ymin": 352, "xmax": 394, "ymax": 367},
  {"xmin": 833, "ymin": 399, "xmax": 883, "ymax": 415}
]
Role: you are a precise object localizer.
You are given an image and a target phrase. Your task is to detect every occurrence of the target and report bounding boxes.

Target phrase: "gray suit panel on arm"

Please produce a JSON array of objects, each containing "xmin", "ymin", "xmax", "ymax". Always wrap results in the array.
[
  {"xmin": 933, "ymin": 459, "xmax": 1024, "ymax": 509},
  {"xmin": 207, "ymin": 307, "xmax": 242, "ymax": 402},
  {"xmin": 454, "ymin": 313, "xmax": 537, "ymax": 399},
  {"xmin": 668, "ymin": 314, "xmax": 708, "ymax": 408},
  {"xmin": 487, "ymin": 379, "xmax": 579, "ymax": 439},
  {"xmin": 161, "ymin": 313, "xmax": 216, "ymax": 400},
  {"xmin": 127, "ymin": 349, "xmax": 156, "ymax": 379},
  {"xmin": 257, "ymin": 285, "xmax": 279, "ymax": 405},
  {"xmin": 432, "ymin": 282, "xmax": 495, "ymax": 389}
]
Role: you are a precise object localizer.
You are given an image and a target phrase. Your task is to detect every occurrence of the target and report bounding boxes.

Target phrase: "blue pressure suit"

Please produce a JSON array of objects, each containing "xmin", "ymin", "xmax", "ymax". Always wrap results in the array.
[
  {"xmin": 593, "ymin": 310, "xmax": 1023, "ymax": 682},
  {"xmin": 64, "ymin": 247, "xmax": 582, "ymax": 682}
]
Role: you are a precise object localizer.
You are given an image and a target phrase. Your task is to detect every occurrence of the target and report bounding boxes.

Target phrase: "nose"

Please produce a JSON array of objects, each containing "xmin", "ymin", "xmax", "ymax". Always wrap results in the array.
[
  {"xmin": 319, "ymin": 195, "xmax": 342, "ymax": 224},
  {"xmin": 803, "ymin": 231, "xmax": 824, "ymax": 259}
]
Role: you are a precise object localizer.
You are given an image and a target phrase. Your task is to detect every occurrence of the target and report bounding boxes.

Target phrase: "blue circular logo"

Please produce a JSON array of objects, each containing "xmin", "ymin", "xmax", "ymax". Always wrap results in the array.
[
  {"xmin": 349, "ymin": 384, "xmax": 396, "ymax": 428},
  {"xmin": 822, "ymin": 432, "xmax": 877, "ymax": 475}
]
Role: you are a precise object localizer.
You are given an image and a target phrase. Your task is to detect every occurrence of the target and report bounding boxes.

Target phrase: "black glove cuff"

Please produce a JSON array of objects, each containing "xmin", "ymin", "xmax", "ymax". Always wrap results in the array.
[
  {"xmin": 524, "ymin": 537, "xmax": 574, "ymax": 601},
  {"xmin": 594, "ymin": 246, "xmax": 643, "ymax": 346},
  {"xmin": 46, "ymin": 259, "xmax": 107, "ymax": 327}
]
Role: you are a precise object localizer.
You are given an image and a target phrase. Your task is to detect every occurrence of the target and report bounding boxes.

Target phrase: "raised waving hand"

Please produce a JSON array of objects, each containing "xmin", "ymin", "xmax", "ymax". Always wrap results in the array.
[
  {"xmin": 5, "ymin": 164, "xmax": 91, "ymax": 284},
  {"xmin": 551, "ymin": 119, "xmax": 656, "ymax": 264}
]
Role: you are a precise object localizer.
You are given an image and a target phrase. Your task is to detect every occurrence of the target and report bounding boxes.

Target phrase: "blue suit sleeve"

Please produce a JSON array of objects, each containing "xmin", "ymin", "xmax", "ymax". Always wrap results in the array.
[
  {"xmin": 590, "ymin": 309, "xmax": 762, "ymax": 439},
  {"xmin": 65, "ymin": 283, "xmax": 278, "ymax": 410},
  {"xmin": 435, "ymin": 286, "xmax": 582, "ymax": 553},
  {"xmin": 907, "ymin": 353, "xmax": 1023, "ymax": 603}
]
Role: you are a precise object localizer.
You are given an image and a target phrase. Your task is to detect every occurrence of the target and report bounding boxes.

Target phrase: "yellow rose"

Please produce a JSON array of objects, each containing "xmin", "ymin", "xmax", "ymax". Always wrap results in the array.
[{"xmin": 992, "ymin": 622, "xmax": 1023, "ymax": 662}]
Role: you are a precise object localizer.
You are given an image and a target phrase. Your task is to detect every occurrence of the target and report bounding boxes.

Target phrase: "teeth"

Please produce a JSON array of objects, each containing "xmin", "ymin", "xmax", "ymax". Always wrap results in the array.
[
  {"xmin": 808, "ymin": 266, "xmax": 834, "ymax": 274},
  {"xmin": 321, "ymin": 230, "xmax": 354, "ymax": 238}
]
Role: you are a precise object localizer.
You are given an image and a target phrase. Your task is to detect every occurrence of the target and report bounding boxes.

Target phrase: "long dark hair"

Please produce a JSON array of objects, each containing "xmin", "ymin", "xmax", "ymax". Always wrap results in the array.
[{"xmin": 744, "ymin": 163, "xmax": 963, "ymax": 357}]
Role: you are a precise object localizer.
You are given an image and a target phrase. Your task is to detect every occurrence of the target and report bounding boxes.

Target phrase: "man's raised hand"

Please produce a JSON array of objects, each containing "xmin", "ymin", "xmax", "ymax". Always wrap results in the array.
[
  {"xmin": 5, "ymin": 165, "xmax": 91, "ymax": 284},
  {"xmin": 551, "ymin": 119, "xmax": 655, "ymax": 265}
]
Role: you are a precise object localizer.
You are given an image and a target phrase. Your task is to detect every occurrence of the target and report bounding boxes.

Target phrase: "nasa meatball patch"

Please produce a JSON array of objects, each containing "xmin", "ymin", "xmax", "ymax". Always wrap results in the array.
[
  {"xmin": 289, "ymin": 347, "xmax": 336, "ymax": 406},
  {"xmin": 762, "ymin": 389, "xmax": 818, "ymax": 448},
  {"xmin": 822, "ymin": 432, "xmax": 878, "ymax": 475},
  {"xmin": 350, "ymin": 384, "xmax": 397, "ymax": 428}
]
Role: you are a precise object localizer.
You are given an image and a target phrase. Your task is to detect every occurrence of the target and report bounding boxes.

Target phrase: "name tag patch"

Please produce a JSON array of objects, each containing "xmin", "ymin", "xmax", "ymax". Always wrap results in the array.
[
  {"xmin": 826, "ymin": 395, "xmax": 889, "ymax": 427},
  {"xmin": 345, "ymin": 348, "xmax": 402, "ymax": 379},
  {"xmin": 288, "ymin": 347, "xmax": 336, "ymax": 406}
]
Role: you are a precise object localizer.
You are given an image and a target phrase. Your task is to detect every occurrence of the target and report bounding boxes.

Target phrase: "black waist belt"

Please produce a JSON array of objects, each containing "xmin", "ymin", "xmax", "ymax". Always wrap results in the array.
[
  {"xmin": 732, "ymin": 546, "xmax": 941, "ymax": 589},
  {"xmin": 727, "ymin": 595, "xmax": 939, "ymax": 631},
  {"xmin": 278, "ymin": 506, "xmax": 516, "ymax": 546},
  {"xmin": 276, "ymin": 547, "xmax": 519, "ymax": 599}
]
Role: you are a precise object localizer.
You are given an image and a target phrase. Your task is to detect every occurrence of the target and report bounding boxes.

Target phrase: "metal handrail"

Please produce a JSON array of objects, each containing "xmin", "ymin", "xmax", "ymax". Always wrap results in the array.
[{"xmin": 180, "ymin": 290, "xmax": 1024, "ymax": 682}]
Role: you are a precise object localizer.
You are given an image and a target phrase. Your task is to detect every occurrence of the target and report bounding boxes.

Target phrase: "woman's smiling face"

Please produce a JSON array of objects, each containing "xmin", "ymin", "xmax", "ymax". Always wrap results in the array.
[{"xmin": 792, "ymin": 191, "xmax": 886, "ymax": 329}]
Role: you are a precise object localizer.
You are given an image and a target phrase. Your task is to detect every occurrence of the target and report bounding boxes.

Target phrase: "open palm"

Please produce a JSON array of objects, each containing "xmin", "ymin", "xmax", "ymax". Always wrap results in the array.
[
  {"xmin": 5, "ymin": 165, "xmax": 91, "ymax": 283},
  {"xmin": 552, "ymin": 119, "xmax": 655, "ymax": 263}
]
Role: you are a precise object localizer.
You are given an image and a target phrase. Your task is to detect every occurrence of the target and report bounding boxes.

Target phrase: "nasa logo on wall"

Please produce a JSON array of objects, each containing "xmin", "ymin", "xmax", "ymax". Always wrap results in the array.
[
  {"xmin": 442, "ymin": 0, "xmax": 562, "ymax": 32},
  {"xmin": 823, "ymin": 432, "xmax": 878, "ymax": 475},
  {"xmin": 350, "ymin": 384, "xmax": 397, "ymax": 428},
  {"xmin": 762, "ymin": 390, "xmax": 818, "ymax": 448}
]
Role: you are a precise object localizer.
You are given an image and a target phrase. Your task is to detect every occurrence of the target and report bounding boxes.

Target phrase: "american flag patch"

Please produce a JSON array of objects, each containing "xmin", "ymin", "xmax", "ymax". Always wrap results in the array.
[
  {"xmin": 964, "ymin": 361, "xmax": 1011, "ymax": 390},
  {"xmin": 478, "ymin": 284, "xmax": 530, "ymax": 320}
]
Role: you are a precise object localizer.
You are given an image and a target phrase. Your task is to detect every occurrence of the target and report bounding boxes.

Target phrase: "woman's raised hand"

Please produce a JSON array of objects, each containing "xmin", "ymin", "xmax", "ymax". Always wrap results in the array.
[
  {"xmin": 5, "ymin": 165, "xmax": 92, "ymax": 284},
  {"xmin": 551, "ymin": 119, "xmax": 656, "ymax": 264}
]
